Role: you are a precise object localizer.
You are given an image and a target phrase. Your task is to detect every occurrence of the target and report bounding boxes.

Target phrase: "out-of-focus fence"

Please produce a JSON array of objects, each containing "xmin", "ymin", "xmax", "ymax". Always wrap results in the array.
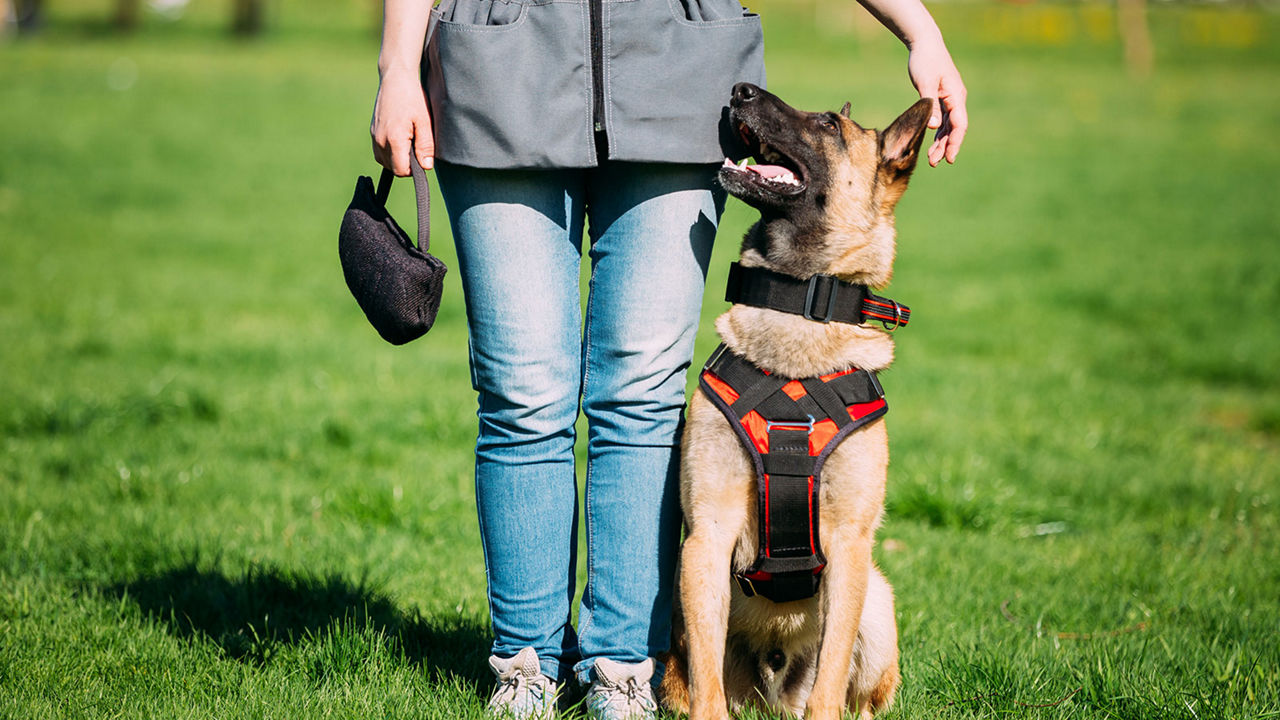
[
  {"xmin": 757, "ymin": 0, "xmax": 1270, "ymax": 77},
  {"xmin": 3, "ymin": 0, "xmax": 1270, "ymax": 66},
  {"xmin": 2, "ymin": 0, "xmax": 267, "ymax": 34}
]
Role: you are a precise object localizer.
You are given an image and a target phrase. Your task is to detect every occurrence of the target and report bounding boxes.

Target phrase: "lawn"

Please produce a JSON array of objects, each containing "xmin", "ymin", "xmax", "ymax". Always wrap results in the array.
[{"xmin": 1, "ymin": 1, "xmax": 1278, "ymax": 718}]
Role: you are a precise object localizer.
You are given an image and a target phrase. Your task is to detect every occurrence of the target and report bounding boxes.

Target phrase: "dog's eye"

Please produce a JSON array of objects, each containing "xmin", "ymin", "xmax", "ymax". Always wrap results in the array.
[{"xmin": 819, "ymin": 115, "xmax": 840, "ymax": 133}]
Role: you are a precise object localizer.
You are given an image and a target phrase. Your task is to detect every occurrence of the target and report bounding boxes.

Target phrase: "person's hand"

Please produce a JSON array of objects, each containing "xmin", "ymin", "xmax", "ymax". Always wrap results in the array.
[
  {"xmin": 370, "ymin": 67, "xmax": 434, "ymax": 176},
  {"xmin": 906, "ymin": 37, "xmax": 967, "ymax": 167}
]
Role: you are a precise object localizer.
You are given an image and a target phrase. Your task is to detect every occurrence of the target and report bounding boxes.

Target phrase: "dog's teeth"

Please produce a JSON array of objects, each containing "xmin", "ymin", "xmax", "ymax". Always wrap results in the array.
[
  {"xmin": 759, "ymin": 143, "xmax": 783, "ymax": 163},
  {"xmin": 723, "ymin": 158, "xmax": 735, "ymax": 168},
  {"xmin": 762, "ymin": 170, "xmax": 799, "ymax": 188},
  {"xmin": 738, "ymin": 158, "xmax": 750, "ymax": 169}
]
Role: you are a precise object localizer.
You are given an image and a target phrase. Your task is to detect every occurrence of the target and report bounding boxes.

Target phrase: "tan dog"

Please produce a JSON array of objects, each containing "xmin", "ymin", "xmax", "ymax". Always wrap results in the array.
[{"xmin": 661, "ymin": 84, "xmax": 933, "ymax": 720}]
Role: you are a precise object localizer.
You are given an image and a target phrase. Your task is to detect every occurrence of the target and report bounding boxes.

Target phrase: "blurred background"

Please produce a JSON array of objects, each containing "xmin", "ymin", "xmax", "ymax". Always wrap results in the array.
[{"xmin": 1, "ymin": 1, "xmax": 1278, "ymax": 717}]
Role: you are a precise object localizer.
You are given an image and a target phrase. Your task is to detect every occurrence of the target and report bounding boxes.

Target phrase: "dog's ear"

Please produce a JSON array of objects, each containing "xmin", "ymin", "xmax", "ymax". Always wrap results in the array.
[
  {"xmin": 876, "ymin": 98, "xmax": 934, "ymax": 212},
  {"xmin": 879, "ymin": 98, "xmax": 933, "ymax": 175},
  {"xmin": 839, "ymin": 101, "xmax": 851, "ymax": 119}
]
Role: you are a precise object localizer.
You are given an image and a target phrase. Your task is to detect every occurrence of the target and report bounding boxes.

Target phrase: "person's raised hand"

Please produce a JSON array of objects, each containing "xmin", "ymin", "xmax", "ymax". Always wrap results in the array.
[
  {"xmin": 906, "ymin": 37, "xmax": 967, "ymax": 167},
  {"xmin": 370, "ymin": 67, "xmax": 434, "ymax": 176}
]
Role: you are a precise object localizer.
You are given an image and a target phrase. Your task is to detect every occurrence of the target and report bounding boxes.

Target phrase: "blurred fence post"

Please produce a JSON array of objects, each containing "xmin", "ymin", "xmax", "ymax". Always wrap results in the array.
[
  {"xmin": 1117, "ymin": 0, "xmax": 1154, "ymax": 77},
  {"xmin": 115, "ymin": 0, "xmax": 139, "ymax": 30},
  {"xmin": 232, "ymin": 0, "xmax": 264, "ymax": 36}
]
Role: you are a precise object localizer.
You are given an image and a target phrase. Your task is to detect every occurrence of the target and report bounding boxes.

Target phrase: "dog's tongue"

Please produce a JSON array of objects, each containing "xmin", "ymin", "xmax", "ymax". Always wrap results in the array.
[{"xmin": 746, "ymin": 164, "xmax": 791, "ymax": 179}]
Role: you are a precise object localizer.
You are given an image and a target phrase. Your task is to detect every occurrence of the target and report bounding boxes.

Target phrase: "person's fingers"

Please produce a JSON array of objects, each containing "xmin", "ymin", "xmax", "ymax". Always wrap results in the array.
[
  {"xmin": 413, "ymin": 116, "xmax": 435, "ymax": 171},
  {"xmin": 925, "ymin": 110, "xmax": 950, "ymax": 167},
  {"xmin": 911, "ymin": 75, "xmax": 942, "ymax": 128},
  {"xmin": 945, "ymin": 126, "xmax": 966, "ymax": 164},
  {"xmin": 940, "ymin": 92, "xmax": 968, "ymax": 164},
  {"xmin": 388, "ymin": 134, "xmax": 412, "ymax": 177},
  {"xmin": 370, "ymin": 113, "xmax": 390, "ymax": 170},
  {"xmin": 371, "ymin": 133, "xmax": 390, "ymax": 171}
]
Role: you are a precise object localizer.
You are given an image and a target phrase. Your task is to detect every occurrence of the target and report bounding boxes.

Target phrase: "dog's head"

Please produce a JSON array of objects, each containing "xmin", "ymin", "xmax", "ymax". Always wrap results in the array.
[{"xmin": 719, "ymin": 83, "xmax": 933, "ymax": 287}]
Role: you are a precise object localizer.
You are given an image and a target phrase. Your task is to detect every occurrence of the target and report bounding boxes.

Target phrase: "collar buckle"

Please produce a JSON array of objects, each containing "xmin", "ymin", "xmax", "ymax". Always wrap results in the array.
[{"xmin": 803, "ymin": 275, "xmax": 839, "ymax": 323}]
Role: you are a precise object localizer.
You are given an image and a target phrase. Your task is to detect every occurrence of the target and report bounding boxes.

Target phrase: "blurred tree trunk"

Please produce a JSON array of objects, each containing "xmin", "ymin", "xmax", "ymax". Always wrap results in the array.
[
  {"xmin": 115, "ymin": 0, "xmax": 139, "ymax": 31},
  {"xmin": 232, "ymin": 0, "xmax": 264, "ymax": 36},
  {"xmin": 16, "ymin": 0, "xmax": 43, "ymax": 32},
  {"xmin": 1117, "ymin": 0, "xmax": 1154, "ymax": 77}
]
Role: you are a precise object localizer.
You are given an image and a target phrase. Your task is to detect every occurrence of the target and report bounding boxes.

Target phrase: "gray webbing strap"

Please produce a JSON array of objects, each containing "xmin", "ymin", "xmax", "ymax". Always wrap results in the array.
[{"xmin": 374, "ymin": 149, "xmax": 431, "ymax": 252}]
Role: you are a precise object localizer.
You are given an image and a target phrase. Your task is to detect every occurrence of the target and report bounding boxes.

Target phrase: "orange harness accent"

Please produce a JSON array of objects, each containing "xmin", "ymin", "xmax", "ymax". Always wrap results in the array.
[{"xmin": 699, "ymin": 344, "xmax": 887, "ymax": 603}]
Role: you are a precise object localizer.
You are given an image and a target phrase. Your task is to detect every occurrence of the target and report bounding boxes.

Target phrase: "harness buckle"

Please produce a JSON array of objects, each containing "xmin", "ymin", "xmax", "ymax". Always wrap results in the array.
[
  {"xmin": 879, "ymin": 299, "xmax": 905, "ymax": 332},
  {"xmin": 766, "ymin": 415, "xmax": 816, "ymax": 434},
  {"xmin": 867, "ymin": 371, "xmax": 885, "ymax": 399},
  {"xmin": 703, "ymin": 343, "xmax": 729, "ymax": 372},
  {"xmin": 803, "ymin": 275, "xmax": 839, "ymax": 323}
]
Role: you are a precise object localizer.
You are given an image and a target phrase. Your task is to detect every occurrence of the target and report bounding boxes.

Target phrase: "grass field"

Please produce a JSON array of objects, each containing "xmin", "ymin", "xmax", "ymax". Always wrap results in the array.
[{"xmin": 2, "ymin": 1, "xmax": 1279, "ymax": 717}]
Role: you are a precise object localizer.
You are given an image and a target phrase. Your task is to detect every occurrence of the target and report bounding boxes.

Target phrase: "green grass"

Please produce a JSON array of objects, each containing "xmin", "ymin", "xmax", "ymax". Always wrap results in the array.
[{"xmin": 2, "ymin": 1, "xmax": 1279, "ymax": 717}]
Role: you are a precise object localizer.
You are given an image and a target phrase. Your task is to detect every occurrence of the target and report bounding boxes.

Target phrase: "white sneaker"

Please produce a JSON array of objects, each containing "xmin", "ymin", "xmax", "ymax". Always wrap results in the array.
[
  {"xmin": 487, "ymin": 647, "xmax": 557, "ymax": 719},
  {"xmin": 584, "ymin": 658, "xmax": 657, "ymax": 720}
]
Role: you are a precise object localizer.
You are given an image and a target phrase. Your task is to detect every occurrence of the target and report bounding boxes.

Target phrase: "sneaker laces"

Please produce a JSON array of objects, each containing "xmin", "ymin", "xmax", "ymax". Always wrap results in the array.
[
  {"xmin": 616, "ymin": 677, "xmax": 656, "ymax": 712},
  {"xmin": 490, "ymin": 674, "xmax": 531, "ymax": 706},
  {"xmin": 590, "ymin": 680, "xmax": 657, "ymax": 717},
  {"xmin": 488, "ymin": 648, "xmax": 554, "ymax": 718},
  {"xmin": 588, "ymin": 660, "xmax": 657, "ymax": 719}
]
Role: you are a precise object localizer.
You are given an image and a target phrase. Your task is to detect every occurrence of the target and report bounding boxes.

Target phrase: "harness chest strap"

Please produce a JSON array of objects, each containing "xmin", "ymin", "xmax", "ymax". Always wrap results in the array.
[{"xmin": 698, "ymin": 344, "xmax": 888, "ymax": 604}]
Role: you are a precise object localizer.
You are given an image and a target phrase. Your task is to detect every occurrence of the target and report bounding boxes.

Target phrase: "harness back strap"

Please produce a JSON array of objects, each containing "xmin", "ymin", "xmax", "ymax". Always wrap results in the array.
[
  {"xmin": 726, "ymin": 262, "xmax": 910, "ymax": 329},
  {"xmin": 698, "ymin": 344, "xmax": 888, "ymax": 603}
]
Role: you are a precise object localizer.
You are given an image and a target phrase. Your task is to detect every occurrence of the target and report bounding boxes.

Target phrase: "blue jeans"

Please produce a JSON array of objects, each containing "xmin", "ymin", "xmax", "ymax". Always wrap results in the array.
[{"xmin": 435, "ymin": 160, "xmax": 724, "ymax": 685}]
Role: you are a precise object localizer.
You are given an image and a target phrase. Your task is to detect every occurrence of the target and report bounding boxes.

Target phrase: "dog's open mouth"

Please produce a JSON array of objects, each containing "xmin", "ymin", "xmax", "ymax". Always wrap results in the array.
[{"xmin": 720, "ymin": 120, "xmax": 808, "ymax": 196}]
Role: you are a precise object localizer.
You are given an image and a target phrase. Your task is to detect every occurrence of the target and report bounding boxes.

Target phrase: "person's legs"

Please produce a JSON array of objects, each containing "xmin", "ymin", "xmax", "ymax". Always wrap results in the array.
[
  {"xmin": 435, "ymin": 162, "xmax": 588, "ymax": 683},
  {"xmin": 573, "ymin": 161, "xmax": 724, "ymax": 686}
]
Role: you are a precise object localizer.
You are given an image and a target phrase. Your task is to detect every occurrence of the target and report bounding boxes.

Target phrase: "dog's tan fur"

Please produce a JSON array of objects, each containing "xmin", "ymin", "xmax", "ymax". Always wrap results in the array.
[{"xmin": 662, "ymin": 91, "xmax": 932, "ymax": 720}]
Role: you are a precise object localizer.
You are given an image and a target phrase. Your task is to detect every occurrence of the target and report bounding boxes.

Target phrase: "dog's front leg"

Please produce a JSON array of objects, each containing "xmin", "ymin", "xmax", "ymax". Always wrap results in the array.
[
  {"xmin": 680, "ymin": 512, "xmax": 746, "ymax": 720},
  {"xmin": 679, "ymin": 392, "xmax": 755, "ymax": 720},
  {"xmin": 804, "ymin": 530, "xmax": 873, "ymax": 720}
]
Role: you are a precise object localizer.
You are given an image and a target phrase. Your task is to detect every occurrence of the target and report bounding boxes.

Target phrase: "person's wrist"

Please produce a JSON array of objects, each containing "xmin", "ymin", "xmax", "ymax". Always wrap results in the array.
[
  {"xmin": 378, "ymin": 55, "xmax": 420, "ymax": 80},
  {"xmin": 904, "ymin": 27, "xmax": 945, "ymax": 53}
]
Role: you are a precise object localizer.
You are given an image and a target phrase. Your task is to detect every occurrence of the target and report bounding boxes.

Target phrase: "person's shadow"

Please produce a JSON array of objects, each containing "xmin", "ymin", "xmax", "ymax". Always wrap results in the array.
[{"xmin": 104, "ymin": 560, "xmax": 490, "ymax": 690}]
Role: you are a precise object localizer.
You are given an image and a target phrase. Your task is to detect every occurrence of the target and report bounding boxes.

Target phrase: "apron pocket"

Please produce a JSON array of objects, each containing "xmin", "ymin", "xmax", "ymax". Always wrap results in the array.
[
  {"xmin": 672, "ymin": 0, "xmax": 758, "ymax": 23},
  {"xmin": 440, "ymin": 0, "xmax": 526, "ymax": 27},
  {"xmin": 604, "ymin": 0, "xmax": 765, "ymax": 163},
  {"xmin": 425, "ymin": 1, "xmax": 597, "ymax": 168}
]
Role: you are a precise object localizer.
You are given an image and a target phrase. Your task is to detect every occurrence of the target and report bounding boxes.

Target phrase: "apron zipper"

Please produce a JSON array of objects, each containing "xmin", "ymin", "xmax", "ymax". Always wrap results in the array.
[{"xmin": 590, "ymin": 0, "xmax": 606, "ymax": 137}]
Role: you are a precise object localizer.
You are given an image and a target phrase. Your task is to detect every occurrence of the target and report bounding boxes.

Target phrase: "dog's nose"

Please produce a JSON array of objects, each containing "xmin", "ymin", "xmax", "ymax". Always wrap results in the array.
[{"xmin": 732, "ymin": 83, "xmax": 760, "ymax": 104}]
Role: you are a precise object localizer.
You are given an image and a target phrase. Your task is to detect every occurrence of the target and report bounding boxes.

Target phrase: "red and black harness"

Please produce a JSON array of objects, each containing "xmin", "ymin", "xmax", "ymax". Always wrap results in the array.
[{"xmin": 696, "ymin": 263, "xmax": 910, "ymax": 604}]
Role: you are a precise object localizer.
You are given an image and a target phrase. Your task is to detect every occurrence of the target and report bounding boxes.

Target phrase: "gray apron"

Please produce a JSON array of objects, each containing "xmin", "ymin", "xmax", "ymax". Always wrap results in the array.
[{"xmin": 424, "ymin": 0, "xmax": 766, "ymax": 168}]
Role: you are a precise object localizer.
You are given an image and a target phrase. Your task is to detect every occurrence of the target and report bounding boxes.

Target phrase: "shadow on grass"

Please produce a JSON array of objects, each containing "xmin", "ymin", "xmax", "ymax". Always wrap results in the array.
[{"xmin": 105, "ymin": 562, "xmax": 490, "ymax": 688}]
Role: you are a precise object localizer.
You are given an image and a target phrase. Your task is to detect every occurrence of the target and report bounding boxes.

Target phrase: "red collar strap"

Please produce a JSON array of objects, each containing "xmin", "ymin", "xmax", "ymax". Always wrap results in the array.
[
  {"xmin": 725, "ymin": 262, "xmax": 911, "ymax": 330},
  {"xmin": 698, "ymin": 344, "xmax": 888, "ymax": 603}
]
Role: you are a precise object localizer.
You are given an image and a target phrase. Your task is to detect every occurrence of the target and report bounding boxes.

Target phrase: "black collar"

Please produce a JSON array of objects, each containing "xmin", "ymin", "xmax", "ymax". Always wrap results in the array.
[{"xmin": 724, "ymin": 262, "xmax": 910, "ymax": 329}]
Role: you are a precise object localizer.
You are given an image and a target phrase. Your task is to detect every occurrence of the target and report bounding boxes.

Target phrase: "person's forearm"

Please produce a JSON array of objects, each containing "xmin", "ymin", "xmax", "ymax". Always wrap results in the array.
[
  {"xmin": 855, "ymin": 0, "xmax": 944, "ymax": 48},
  {"xmin": 378, "ymin": 0, "xmax": 432, "ymax": 78}
]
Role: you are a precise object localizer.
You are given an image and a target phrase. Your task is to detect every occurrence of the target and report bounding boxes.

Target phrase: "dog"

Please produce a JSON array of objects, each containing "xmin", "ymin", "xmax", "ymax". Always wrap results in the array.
[{"xmin": 660, "ymin": 83, "xmax": 934, "ymax": 720}]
